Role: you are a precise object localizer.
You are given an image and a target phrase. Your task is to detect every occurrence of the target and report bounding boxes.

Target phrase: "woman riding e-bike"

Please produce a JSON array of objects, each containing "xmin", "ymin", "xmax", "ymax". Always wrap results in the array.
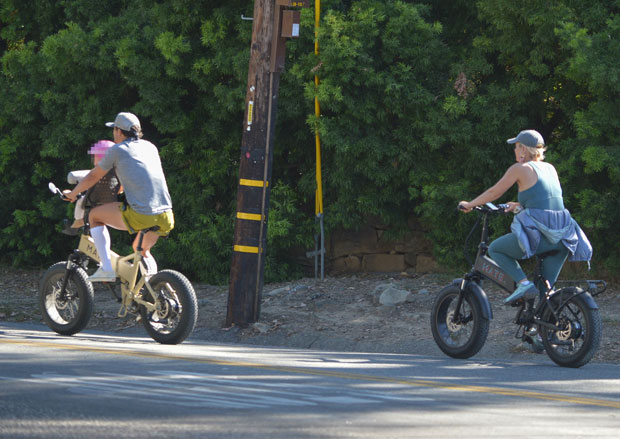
[{"xmin": 458, "ymin": 129, "xmax": 592, "ymax": 305}]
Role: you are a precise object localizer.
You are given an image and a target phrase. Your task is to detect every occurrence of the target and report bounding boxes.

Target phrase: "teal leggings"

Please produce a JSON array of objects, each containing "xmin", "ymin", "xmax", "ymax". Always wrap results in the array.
[{"xmin": 488, "ymin": 233, "xmax": 569, "ymax": 289}]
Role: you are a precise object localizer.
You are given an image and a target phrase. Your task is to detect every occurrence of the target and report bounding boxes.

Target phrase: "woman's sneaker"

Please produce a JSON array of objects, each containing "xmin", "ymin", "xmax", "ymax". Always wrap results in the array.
[
  {"xmin": 504, "ymin": 283, "xmax": 538, "ymax": 306},
  {"xmin": 525, "ymin": 334, "xmax": 545, "ymax": 353}
]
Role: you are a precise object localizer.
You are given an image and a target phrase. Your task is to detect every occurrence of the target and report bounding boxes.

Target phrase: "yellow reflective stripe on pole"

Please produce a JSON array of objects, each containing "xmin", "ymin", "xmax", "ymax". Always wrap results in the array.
[
  {"xmin": 233, "ymin": 245, "xmax": 260, "ymax": 254},
  {"xmin": 240, "ymin": 178, "xmax": 269, "ymax": 188},
  {"xmin": 237, "ymin": 212, "xmax": 263, "ymax": 221},
  {"xmin": 314, "ymin": 0, "xmax": 324, "ymax": 215}
]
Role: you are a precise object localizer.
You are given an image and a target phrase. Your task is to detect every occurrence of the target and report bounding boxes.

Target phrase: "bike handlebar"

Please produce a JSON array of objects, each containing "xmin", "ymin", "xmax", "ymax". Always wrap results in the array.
[
  {"xmin": 48, "ymin": 182, "xmax": 70, "ymax": 201},
  {"xmin": 459, "ymin": 202, "xmax": 509, "ymax": 266},
  {"xmin": 458, "ymin": 202, "xmax": 510, "ymax": 214},
  {"xmin": 48, "ymin": 181, "xmax": 84, "ymax": 203}
]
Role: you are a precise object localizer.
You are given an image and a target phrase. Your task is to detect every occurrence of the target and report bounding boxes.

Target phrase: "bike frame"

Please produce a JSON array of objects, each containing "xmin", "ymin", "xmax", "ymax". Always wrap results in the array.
[
  {"xmin": 48, "ymin": 181, "xmax": 168, "ymax": 320},
  {"xmin": 75, "ymin": 232, "xmax": 160, "ymax": 317},
  {"xmin": 464, "ymin": 205, "xmax": 516, "ymax": 292}
]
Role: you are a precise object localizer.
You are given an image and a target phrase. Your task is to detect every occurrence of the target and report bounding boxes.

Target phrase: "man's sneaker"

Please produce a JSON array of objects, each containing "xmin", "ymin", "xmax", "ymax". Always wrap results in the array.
[
  {"xmin": 504, "ymin": 282, "xmax": 538, "ymax": 306},
  {"xmin": 89, "ymin": 267, "xmax": 116, "ymax": 282}
]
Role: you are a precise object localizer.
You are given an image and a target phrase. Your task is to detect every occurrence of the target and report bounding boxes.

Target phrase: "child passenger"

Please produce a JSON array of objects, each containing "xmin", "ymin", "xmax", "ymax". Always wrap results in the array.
[{"xmin": 63, "ymin": 140, "xmax": 121, "ymax": 234}]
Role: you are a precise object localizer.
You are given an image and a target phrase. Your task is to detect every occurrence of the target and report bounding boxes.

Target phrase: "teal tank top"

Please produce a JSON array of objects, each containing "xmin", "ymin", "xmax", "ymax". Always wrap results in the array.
[{"xmin": 517, "ymin": 161, "xmax": 565, "ymax": 210}]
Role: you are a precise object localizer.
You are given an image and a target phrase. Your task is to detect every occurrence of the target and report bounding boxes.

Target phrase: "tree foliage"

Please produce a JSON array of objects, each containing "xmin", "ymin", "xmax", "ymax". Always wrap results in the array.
[{"xmin": 1, "ymin": 0, "xmax": 619, "ymax": 282}]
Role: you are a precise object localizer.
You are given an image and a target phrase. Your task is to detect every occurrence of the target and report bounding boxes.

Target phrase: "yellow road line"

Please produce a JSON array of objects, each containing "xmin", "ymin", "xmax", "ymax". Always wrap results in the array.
[{"xmin": 1, "ymin": 337, "xmax": 619, "ymax": 409}]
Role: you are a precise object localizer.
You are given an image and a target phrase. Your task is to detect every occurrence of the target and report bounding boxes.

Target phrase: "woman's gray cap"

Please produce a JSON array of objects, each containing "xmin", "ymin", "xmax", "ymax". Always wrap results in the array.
[
  {"xmin": 105, "ymin": 112, "xmax": 141, "ymax": 131},
  {"xmin": 506, "ymin": 129, "xmax": 544, "ymax": 147}
]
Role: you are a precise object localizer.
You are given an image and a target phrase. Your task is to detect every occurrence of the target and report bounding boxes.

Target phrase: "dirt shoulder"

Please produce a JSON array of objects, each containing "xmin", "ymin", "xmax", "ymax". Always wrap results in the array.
[{"xmin": 1, "ymin": 266, "xmax": 619, "ymax": 364}]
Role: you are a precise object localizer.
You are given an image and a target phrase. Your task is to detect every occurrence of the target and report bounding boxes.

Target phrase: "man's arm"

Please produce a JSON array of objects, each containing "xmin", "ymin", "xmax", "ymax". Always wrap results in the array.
[{"xmin": 64, "ymin": 166, "xmax": 107, "ymax": 202}]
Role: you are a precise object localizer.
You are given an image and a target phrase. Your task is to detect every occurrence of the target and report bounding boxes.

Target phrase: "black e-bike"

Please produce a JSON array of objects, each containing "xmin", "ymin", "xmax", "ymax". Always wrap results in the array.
[{"xmin": 430, "ymin": 203, "xmax": 604, "ymax": 368}]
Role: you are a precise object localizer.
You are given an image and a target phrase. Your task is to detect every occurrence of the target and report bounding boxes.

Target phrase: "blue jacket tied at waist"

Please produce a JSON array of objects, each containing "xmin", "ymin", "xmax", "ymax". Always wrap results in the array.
[{"xmin": 511, "ymin": 208, "xmax": 592, "ymax": 262}]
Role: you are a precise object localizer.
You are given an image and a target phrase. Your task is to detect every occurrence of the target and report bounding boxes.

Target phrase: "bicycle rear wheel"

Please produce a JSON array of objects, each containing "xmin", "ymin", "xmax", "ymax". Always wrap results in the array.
[
  {"xmin": 140, "ymin": 269, "xmax": 198, "ymax": 344},
  {"xmin": 540, "ymin": 288, "xmax": 601, "ymax": 368},
  {"xmin": 431, "ymin": 284, "xmax": 489, "ymax": 359}
]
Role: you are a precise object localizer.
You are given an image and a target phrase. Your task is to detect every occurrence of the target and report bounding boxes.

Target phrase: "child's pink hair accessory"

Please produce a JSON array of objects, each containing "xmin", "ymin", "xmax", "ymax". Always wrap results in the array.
[{"xmin": 89, "ymin": 140, "xmax": 114, "ymax": 159}]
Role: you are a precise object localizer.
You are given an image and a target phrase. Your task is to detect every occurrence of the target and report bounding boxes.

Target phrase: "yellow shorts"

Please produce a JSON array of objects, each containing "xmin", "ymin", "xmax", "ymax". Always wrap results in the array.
[{"xmin": 120, "ymin": 204, "xmax": 174, "ymax": 236}]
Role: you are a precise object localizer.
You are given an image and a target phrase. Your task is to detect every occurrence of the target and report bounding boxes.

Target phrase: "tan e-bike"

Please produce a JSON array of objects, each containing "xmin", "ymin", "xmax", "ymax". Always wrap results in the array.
[{"xmin": 39, "ymin": 183, "xmax": 198, "ymax": 344}]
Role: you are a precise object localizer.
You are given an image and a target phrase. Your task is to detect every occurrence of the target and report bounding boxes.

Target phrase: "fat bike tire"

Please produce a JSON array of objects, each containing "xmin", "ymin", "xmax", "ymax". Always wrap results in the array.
[
  {"xmin": 541, "ymin": 290, "xmax": 602, "ymax": 368},
  {"xmin": 431, "ymin": 284, "xmax": 489, "ymax": 359},
  {"xmin": 38, "ymin": 261, "xmax": 94, "ymax": 336},
  {"xmin": 140, "ymin": 269, "xmax": 198, "ymax": 345}
]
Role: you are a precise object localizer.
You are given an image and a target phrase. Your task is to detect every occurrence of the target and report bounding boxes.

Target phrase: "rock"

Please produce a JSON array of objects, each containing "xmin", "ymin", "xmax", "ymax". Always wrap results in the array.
[
  {"xmin": 331, "ymin": 255, "xmax": 362, "ymax": 272},
  {"xmin": 370, "ymin": 283, "xmax": 391, "ymax": 303},
  {"xmin": 251, "ymin": 322, "xmax": 270, "ymax": 333},
  {"xmin": 291, "ymin": 284, "xmax": 310, "ymax": 293},
  {"xmin": 363, "ymin": 254, "xmax": 406, "ymax": 272},
  {"xmin": 330, "ymin": 226, "xmax": 393, "ymax": 258},
  {"xmin": 394, "ymin": 231, "xmax": 433, "ymax": 254},
  {"xmin": 416, "ymin": 254, "xmax": 440, "ymax": 273},
  {"xmin": 266, "ymin": 286, "xmax": 290, "ymax": 296},
  {"xmin": 418, "ymin": 288, "xmax": 430, "ymax": 296},
  {"xmin": 372, "ymin": 283, "xmax": 391, "ymax": 295},
  {"xmin": 404, "ymin": 252, "xmax": 418, "ymax": 267},
  {"xmin": 378, "ymin": 286, "xmax": 413, "ymax": 306}
]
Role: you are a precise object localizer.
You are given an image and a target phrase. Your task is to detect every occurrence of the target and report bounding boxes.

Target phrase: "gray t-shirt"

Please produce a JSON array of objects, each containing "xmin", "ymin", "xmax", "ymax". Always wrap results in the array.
[{"xmin": 98, "ymin": 138, "xmax": 172, "ymax": 215}]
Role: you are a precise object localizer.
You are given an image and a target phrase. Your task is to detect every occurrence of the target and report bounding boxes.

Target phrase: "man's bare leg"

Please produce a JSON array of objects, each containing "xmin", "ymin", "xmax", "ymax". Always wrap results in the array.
[
  {"xmin": 89, "ymin": 202, "xmax": 127, "ymax": 230},
  {"xmin": 134, "ymin": 231, "xmax": 160, "ymax": 275},
  {"xmin": 132, "ymin": 231, "xmax": 160, "ymax": 255}
]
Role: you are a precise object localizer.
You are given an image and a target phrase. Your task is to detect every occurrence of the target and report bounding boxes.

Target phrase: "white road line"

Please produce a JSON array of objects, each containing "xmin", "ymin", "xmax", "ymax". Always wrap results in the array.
[{"xmin": 2, "ymin": 370, "xmax": 432, "ymax": 409}]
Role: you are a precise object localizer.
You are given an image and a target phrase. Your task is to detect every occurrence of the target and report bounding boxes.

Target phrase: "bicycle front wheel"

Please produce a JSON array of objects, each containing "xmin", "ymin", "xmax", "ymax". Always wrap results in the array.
[
  {"xmin": 541, "ymin": 288, "xmax": 602, "ymax": 368},
  {"xmin": 140, "ymin": 269, "xmax": 198, "ymax": 344},
  {"xmin": 431, "ymin": 284, "xmax": 489, "ymax": 359},
  {"xmin": 38, "ymin": 261, "xmax": 94, "ymax": 335}
]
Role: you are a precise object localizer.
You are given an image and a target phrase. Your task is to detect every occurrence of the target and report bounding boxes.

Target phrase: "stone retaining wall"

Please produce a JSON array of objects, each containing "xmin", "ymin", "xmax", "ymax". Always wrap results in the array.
[{"xmin": 327, "ymin": 219, "xmax": 441, "ymax": 274}]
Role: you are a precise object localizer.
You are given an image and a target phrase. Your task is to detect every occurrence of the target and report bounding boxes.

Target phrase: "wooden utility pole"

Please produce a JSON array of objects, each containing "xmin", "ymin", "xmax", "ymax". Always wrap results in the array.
[{"xmin": 226, "ymin": 0, "xmax": 308, "ymax": 327}]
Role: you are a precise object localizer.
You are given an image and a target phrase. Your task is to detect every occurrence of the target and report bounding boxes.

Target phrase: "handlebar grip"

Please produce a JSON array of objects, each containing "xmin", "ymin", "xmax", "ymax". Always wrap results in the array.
[{"xmin": 457, "ymin": 203, "xmax": 467, "ymax": 211}]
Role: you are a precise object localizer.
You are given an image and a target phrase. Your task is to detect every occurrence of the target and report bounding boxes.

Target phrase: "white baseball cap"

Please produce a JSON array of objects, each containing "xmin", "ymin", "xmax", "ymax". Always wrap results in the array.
[{"xmin": 105, "ymin": 112, "xmax": 141, "ymax": 131}]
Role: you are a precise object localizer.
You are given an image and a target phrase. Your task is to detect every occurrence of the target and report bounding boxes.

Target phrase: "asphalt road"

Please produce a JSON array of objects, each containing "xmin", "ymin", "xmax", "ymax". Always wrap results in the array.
[{"xmin": 1, "ymin": 322, "xmax": 619, "ymax": 438}]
